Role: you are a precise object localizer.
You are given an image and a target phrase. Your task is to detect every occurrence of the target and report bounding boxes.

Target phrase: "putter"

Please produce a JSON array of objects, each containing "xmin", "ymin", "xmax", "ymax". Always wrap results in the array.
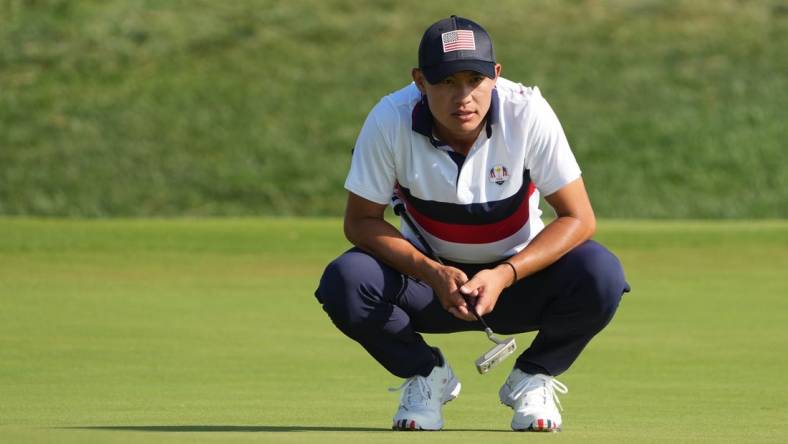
[
  {"xmin": 464, "ymin": 296, "xmax": 518, "ymax": 374},
  {"xmin": 392, "ymin": 200, "xmax": 517, "ymax": 374}
]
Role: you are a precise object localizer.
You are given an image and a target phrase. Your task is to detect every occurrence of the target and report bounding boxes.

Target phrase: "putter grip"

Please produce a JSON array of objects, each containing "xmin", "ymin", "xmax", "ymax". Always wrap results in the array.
[
  {"xmin": 463, "ymin": 295, "xmax": 492, "ymax": 330},
  {"xmin": 462, "ymin": 295, "xmax": 480, "ymax": 319}
]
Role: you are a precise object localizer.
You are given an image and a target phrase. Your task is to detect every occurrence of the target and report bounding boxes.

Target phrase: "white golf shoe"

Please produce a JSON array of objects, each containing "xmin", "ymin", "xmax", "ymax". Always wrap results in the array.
[
  {"xmin": 389, "ymin": 353, "xmax": 461, "ymax": 431},
  {"xmin": 499, "ymin": 368, "xmax": 568, "ymax": 432}
]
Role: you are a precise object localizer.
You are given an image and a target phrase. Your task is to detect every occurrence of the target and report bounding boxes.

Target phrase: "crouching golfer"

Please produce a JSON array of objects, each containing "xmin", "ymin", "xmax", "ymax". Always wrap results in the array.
[{"xmin": 315, "ymin": 15, "xmax": 629, "ymax": 432}]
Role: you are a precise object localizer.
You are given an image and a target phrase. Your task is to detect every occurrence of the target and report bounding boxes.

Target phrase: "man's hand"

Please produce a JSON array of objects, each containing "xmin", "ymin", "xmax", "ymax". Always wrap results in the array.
[
  {"xmin": 458, "ymin": 264, "xmax": 514, "ymax": 317},
  {"xmin": 425, "ymin": 264, "xmax": 476, "ymax": 321}
]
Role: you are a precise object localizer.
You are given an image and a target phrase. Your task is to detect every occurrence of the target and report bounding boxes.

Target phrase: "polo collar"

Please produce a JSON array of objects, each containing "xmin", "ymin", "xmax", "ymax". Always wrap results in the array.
[{"xmin": 411, "ymin": 88, "xmax": 499, "ymax": 148}]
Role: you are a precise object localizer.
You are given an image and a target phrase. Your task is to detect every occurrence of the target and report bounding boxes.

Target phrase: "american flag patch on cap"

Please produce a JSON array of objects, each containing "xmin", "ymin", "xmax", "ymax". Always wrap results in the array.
[{"xmin": 441, "ymin": 30, "xmax": 475, "ymax": 53}]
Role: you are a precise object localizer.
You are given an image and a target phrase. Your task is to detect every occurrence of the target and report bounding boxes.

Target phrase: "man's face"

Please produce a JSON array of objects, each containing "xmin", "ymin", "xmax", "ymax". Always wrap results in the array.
[{"xmin": 413, "ymin": 65, "xmax": 501, "ymax": 143}]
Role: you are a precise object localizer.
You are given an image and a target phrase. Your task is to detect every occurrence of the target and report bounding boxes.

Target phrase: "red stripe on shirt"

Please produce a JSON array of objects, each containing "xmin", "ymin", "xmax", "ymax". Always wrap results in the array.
[{"xmin": 401, "ymin": 182, "xmax": 535, "ymax": 244}]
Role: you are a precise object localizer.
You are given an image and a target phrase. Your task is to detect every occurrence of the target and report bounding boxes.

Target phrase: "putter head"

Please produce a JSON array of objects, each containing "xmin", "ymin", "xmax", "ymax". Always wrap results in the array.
[{"xmin": 475, "ymin": 336, "xmax": 517, "ymax": 374}]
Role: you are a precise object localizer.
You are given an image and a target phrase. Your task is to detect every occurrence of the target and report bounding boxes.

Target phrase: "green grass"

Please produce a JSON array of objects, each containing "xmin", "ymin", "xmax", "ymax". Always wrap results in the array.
[
  {"xmin": 1, "ymin": 0, "xmax": 786, "ymax": 217},
  {"xmin": 1, "ymin": 218, "xmax": 787, "ymax": 443}
]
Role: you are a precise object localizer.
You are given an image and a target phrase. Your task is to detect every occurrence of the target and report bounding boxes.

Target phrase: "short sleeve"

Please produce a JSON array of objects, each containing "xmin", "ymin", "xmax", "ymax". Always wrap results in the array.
[
  {"xmin": 524, "ymin": 93, "xmax": 582, "ymax": 196},
  {"xmin": 343, "ymin": 100, "xmax": 397, "ymax": 205}
]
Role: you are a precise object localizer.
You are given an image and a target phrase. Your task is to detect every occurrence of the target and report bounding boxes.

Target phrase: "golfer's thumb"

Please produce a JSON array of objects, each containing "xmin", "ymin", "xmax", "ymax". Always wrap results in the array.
[{"xmin": 459, "ymin": 279, "xmax": 480, "ymax": 295}]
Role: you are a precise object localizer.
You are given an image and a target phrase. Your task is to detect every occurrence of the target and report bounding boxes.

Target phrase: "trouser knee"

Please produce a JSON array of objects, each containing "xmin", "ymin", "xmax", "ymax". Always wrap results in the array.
[
  {"xmin": 315, "ymin": 248, "xmax": 399, "ymax": 336},
  {"xmin": 571, "ymin": 241, "xmax": 628, "ymax": 322}
]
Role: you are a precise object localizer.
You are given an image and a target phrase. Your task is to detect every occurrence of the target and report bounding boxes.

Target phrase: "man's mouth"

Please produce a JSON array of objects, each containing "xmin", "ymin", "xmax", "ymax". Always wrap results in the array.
[{"xmin": 453, "ymin": 110, "xmax": 476, "ymax": 121}]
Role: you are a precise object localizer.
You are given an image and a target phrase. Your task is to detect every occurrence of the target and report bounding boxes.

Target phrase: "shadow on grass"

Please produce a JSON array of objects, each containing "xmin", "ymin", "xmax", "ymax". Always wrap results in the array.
[{"xmin": 63, "ymin": 425, "xmax": 508, "ymax": 433}]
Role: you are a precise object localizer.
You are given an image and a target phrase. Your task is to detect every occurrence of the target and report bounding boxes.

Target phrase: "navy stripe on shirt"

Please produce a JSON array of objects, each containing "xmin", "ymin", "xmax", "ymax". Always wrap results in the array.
[{"xmin": 397, "ymin": 169, "xmax": 532, "ymax": 226}]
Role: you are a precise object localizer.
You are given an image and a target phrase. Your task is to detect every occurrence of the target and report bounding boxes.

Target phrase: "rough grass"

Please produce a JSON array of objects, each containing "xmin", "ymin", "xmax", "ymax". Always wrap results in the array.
[
  {"xmin": 1, "ymin": 218, "xmax": 787, "ymax": 443},
  {"xmin": 1, "ymin": 0, "xmax": 786, "ymax": 217}
]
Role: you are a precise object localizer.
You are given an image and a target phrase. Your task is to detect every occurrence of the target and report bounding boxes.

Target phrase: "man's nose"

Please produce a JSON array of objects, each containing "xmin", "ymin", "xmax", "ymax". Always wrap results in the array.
[{"xmin": 452, "ymin": 83, "xmax": 474, "ymax": 103}]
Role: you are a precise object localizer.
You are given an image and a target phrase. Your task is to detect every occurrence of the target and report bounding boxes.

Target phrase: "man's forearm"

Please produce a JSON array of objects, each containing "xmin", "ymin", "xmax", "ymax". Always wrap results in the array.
[
  {"xmin": 503, "ymin": 214, "xmax": 594, "ymax": 282},
  {"xmin": 345, "ymin": 216, "xmax": 440, "ymax": 283}
]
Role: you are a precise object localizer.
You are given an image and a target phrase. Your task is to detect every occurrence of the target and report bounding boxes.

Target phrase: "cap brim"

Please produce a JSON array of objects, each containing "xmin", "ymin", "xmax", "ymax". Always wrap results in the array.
[{"xmin": 422, "ymin": 60, "xmax": 496, "ymax": 84}]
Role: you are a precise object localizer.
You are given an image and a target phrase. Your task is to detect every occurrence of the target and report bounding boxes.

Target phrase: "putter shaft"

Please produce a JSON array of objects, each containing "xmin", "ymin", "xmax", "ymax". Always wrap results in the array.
[{"xmin": 463, "ymin": 295, "xmax": 493, "ymax": 332}]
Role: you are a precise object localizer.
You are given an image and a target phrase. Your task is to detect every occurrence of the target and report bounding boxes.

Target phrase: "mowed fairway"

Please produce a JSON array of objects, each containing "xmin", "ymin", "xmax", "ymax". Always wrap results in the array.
[{"xmin": 1, "ymin": 218, "xmax": 786, "ymax": 443}]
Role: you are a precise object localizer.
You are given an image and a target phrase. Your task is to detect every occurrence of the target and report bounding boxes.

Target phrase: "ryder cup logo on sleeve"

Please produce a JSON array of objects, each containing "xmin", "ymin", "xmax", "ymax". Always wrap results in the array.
[
  {"xmin": 489, "ymin": 165, "xmax": 509, "ymax": 185},
  {"xmin": 441, "ymin": 30, "xmax": 475, "ymax": 53}
]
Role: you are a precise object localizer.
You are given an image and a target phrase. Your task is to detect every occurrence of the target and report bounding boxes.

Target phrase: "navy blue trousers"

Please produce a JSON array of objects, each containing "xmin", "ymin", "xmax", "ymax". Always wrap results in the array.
[{"xmin": 315, "ymin": 240, "xmax": 629, "ymax": 379}]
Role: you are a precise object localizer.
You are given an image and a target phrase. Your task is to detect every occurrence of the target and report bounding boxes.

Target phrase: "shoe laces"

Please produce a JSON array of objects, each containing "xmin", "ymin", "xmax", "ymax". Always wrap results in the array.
[
  {"xmin": 508, "ymin": 373, "xmax": 568, "ymax": 412},
  {"xmin": 389, "ymin": 375, "xmax": 431, "ymax": 408}
]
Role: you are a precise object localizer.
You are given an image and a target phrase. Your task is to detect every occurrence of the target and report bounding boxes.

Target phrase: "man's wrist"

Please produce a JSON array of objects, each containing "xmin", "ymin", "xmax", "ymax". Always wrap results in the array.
[
  {"xmin": 416, "ymin": 255, "xmax": 443, "ymax": 284},
  {"xmin": 497, "ymin": 261, "xmax": 518, "ymax": 287}
]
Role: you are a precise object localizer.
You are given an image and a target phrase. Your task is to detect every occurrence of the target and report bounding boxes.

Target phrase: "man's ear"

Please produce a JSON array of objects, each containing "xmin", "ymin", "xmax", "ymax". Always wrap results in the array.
[
  {"xmin": 489, "ymin": 64, "xmax": 502, "ymax": 88},
  {"xmin": 412, "ymin": 68, "xmax": 427, "ymax": 94}
]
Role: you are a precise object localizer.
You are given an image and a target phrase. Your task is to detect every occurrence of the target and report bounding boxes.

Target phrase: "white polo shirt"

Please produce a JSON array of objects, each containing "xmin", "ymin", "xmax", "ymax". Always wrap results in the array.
[{"xmin": 345, "ymin": 77, "xmax": 581, "ymax": 264}]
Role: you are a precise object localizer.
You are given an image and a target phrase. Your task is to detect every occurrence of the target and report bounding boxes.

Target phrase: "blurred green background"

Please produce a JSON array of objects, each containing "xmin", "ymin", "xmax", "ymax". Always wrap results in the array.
[{"xmin": 1, "ymin": 0, "xmax": 786, "ymax": 217}]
